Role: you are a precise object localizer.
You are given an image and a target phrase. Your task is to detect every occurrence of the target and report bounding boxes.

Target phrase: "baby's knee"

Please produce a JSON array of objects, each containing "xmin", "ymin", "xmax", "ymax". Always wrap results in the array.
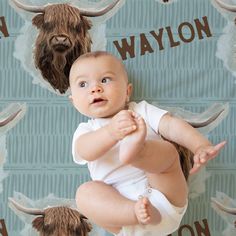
[{"xmin": 75, "ymin": 181, "xmax": 105, "ymax": 209}]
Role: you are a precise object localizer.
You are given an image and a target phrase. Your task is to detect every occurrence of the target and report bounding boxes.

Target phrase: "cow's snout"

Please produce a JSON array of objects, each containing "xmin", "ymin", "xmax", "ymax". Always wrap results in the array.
[{"xmin": 50, "ymin": 35, "xmax": 72, "ymax": 52}]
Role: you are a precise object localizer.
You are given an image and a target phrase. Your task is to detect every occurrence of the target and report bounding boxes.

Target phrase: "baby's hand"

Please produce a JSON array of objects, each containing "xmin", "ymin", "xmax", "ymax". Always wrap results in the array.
[
  {"xmin": 189, "ymin": 141, "xmax": 226, "ymax": 175},
  {"xmin": 107, "ymin": 110, "xmax": 138, "ymax": 141}
]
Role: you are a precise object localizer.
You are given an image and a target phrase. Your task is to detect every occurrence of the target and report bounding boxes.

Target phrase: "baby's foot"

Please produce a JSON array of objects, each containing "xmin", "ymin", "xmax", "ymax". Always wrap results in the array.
[
  {"xmin": 119, "ymin": 116, "xmax": 146, "ymax": 164},
  {"xmin": 134, "ymin": 197, "xmax": 161, "ymax": 225}
]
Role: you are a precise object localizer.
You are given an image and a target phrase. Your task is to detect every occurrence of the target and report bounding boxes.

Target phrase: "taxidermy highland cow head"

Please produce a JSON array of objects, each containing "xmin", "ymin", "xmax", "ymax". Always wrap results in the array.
[
  {"xmin": 9, "ymin": 198, "xmax": 92, "ymax": 236},
  {"xmin": 12, "ymin": 0, "xmax": 121, "ymax": 94}
]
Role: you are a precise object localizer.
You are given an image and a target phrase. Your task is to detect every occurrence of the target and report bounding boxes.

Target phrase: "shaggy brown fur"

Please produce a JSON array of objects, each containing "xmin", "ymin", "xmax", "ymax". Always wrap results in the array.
[
  {"xmin": 32, "ymin": 4, "xmax": 92, "ymax": 94},
  {"xmin": 32, "ymin": 206, "xmax": 92, "ymax": 236}
]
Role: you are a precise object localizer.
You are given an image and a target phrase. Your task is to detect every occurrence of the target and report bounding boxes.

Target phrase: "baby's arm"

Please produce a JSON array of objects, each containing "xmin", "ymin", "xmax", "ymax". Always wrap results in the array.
[
  {"xmin": 159, "ymin": 114, "xmax": 226, "ymax": 173},
  {"xmin": 74, "ymin": 110, "xmax": 137, "ymax": 162}
]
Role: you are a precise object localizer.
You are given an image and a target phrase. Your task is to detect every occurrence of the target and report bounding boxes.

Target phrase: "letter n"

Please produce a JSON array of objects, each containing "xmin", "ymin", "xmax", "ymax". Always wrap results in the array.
[
  {"xmin": 113, "ymin": 36, "xmax": 135, "ymax": 60},
  {"xmin": 0, "ymin": 17, "xmax": 9, "ymax": 38},
  {"xmin": 194, "ymin": 16, "xmax": 212, "ymax": 40},
  {"xmin": 195, "ymin": 219, "xmax": 211, "ymax": 236},
  {"xmin": 0, "ymin": 219, "xmax": 8, "ymax": 236}
]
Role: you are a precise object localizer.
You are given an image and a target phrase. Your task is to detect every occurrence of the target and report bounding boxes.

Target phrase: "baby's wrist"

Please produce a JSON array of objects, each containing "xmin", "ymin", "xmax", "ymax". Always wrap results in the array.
[
  {"xmin": 105, "ymin": 124, "xmax": 119, "ymax": 143},
  {"xmin": 194, "ymin": 141, "xmax": 212, "ymax": 153}
]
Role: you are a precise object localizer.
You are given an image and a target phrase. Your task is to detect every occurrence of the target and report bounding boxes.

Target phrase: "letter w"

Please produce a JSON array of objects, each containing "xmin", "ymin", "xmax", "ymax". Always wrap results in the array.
[{"xmin": 113, "ymin": 36, "xmax": 135, "ymax": 60}]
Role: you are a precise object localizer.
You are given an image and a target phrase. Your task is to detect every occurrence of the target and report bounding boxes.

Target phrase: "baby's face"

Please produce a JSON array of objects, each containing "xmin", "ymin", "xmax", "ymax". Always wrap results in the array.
[{"xmin": 69, "ymin": 55, "xmax": 132, "ymax": 118}]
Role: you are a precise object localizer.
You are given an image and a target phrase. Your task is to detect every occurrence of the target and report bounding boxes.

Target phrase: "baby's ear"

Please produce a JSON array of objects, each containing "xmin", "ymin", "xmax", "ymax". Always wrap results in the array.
[
  {"xmin": 127, "ymin": 83, "xmax": 133, "ymax": 98},
  {"xmin": 69, "ymin": 95, "xmax": 74, "ymax": 105}
]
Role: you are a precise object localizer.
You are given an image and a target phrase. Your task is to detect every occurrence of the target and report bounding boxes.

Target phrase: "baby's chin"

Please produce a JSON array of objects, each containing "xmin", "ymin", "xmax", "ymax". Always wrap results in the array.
[
  {"xmin": 87, "ymin": 110, "xmax": 118, "ymax": 119},
  {"xmin": 81, "ymin": 105, "xmax": 127, "ymax": 119}
]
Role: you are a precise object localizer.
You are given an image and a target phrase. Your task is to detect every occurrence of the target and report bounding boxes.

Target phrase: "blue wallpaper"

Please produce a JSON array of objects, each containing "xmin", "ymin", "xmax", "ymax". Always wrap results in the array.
[{"xmin": 0, "ymin": 0, "xmax": 235, "ymax": 235}]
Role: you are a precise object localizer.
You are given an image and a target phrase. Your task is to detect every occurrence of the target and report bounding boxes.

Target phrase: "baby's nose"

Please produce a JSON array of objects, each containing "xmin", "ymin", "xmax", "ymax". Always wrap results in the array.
[{"xmin": 91, "ymin": 84, "xmax": 103, "ymax": 93}]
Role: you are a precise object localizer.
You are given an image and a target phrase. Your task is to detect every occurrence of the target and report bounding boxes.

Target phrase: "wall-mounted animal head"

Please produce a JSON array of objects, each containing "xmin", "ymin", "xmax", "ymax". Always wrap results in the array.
[
  {"xmin": 11, "ymin": 0, "xmax": 121, "ymax": 94},
  {"xmin": 9, "ymin": 198, "xmax": 92, "ymax": 236}
]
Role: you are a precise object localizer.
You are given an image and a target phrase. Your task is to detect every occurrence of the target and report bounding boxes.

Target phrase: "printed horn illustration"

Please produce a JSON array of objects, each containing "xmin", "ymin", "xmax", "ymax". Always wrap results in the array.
[
  {"xmin": 0, "ymin": 109, "xmax": 22, "ymax": 127},
  {"xmin": 11, "ymin": 0, "xmax": 120, "ymax": 16},
  {"xmin": 9, "ymin": 198, "xmax": 45, "ymax": 215},
  {"xmin": 184, "ymin": 103, "xmax": 226, "ymax": 128},
  {"xmin": 214, "ymin": 0, "xmax": 236, "ymax": 12},
  {"xmin": 211, "ymin": 197, "xmax": 236, "ymax": 215}
]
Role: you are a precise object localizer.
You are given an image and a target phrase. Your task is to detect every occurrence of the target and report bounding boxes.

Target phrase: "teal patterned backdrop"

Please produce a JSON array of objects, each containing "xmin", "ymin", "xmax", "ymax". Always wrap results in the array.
[{"xmin": 0, "ymin": 0, "xmax": 235, "ymax": 235}]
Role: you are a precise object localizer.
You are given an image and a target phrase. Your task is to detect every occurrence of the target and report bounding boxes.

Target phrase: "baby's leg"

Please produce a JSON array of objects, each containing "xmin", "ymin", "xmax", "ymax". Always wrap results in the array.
[
  {"xmin": 75, "ymin": 181, "xmax": 161, "ymax": 233},
  {"xmin": 131, "ymin": 139, "xmax": 188, "ymax": 207},
  {"xmin": 119, "ymin": 116, "xmax": 146, "ymax": 164},
  {"xmin": 119, "ymin": 113, "xmax": 187, "ymax": 207},
  {"xmin": 135, "ymin": 196, "xmax": 161, "ymax": 225}
]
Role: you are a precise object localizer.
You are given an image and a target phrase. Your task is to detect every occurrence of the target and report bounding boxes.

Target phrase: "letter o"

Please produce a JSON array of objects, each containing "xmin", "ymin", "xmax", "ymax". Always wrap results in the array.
[
  {"xmin": 178, "ymin": 22, "xmax": 195, "ymax": 43},
  {"xmin": 178, "ymin": 224, "xmax": 195, "ymax": 236}
]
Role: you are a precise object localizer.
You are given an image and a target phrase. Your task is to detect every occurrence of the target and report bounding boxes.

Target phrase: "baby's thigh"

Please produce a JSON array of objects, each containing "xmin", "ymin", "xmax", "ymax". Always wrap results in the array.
[
  {"xmin": 75, "ymin": 181, "xmax": 113, "ymax": 207},
  {"xmin": 146, "ymin": 157, "xmax": 188, "ymax": 208}
]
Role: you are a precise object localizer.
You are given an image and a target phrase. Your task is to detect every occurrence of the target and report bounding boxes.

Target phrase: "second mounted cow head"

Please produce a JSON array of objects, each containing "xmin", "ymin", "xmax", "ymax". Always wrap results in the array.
[
  {"xmin": 12, "ymin": 0, "xmax": 121, "ymax": 94},
  {"xmin": 9, "ymin": 198, "xmax": 92, "ymax": 236}
]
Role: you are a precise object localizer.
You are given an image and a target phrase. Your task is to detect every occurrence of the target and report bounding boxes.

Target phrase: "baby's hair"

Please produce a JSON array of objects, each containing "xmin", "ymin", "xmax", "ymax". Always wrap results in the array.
[
  {"xmin": 70, "ymin": 51, "xmax": 128, "ymax": 81},
  {"xmin": 74, "ymin": 51, "xmax": 114, "ymax": 61}
]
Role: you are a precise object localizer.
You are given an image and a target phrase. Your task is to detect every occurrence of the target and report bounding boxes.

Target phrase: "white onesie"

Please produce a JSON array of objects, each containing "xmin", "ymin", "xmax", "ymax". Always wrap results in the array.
[{"xmin": 72, "ymin": 101, "xmax": 187, "ymax": 236}]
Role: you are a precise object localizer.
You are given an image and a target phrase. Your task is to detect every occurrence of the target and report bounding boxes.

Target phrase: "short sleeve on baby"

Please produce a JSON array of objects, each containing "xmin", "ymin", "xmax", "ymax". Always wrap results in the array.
[
  {"xmin": 129, "ymin": 101, "xmax": 168, "ymax": 134},
  {"xmin": 72, "ymin": 122, "xmax": 93, "ymax": 165}
]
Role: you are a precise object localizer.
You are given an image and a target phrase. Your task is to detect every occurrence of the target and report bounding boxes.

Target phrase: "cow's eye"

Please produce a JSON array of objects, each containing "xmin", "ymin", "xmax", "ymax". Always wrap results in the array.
[
  {"xmin": 69, "ymin": 24, "xmax": 81, "ymax": 33},
  {"xmin": 101, "ymin": 77, "xmax": 111, "ymax": 84},
  {"xmin": 75, "ymin": 24, "xmax": 81, "ymax": 32},
  {"xmin": 43, "ymin": 22, "xmax": 54, "ymax": 32},
  {"xmin": 79, "ymin": 81, "xmax": 88, "ymax": 88}
]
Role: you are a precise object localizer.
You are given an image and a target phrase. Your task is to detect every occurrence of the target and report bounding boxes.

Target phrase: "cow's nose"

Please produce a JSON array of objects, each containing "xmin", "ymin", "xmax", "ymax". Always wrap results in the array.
[{"xmin": 50, "ymin": 35, "xmax": 72, "ymax": 51}]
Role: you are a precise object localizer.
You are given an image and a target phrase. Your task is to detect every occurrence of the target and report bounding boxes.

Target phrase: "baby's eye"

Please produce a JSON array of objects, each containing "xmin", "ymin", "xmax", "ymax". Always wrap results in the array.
[
  {"xmin": 101, "ymin": 77, "xmax": 111, "ymax": 83},
  {"xmin": 78, "ymin": 81, "xmax": 88, "ymax": 88}
]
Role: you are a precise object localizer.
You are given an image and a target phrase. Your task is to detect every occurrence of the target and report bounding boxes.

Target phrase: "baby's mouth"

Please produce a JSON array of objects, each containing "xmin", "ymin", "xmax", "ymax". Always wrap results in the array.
[{"xmin": 91, "ymin": 98, "xmax": 107, "ymax": 104}]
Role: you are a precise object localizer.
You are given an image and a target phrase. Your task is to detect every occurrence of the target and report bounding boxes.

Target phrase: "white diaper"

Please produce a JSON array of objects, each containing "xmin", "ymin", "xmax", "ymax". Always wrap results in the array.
[{"xmin": 114, "ymin": 176, "xmax": 188, "ymax": 236}]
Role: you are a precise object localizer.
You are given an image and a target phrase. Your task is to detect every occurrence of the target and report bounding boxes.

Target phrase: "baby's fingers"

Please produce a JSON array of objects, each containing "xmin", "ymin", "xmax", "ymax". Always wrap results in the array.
[
  {"xmin": 206, "ymin": 141, "xmax": 227, "ymax": 157},
  {"xmin": 213, "ymin": 141, "xmax": 227, "ymax": 152},
  {"xmin": 189, "ymin": 163, "xmax": 201, "ymax": 175},
  {"xmin": 121, "ymin": 125, "xmax": 136, "ymax": 136}
]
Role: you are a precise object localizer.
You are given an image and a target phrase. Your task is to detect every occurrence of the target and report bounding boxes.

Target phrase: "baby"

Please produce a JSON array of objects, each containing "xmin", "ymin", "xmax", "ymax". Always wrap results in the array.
[{"xmin": 69, "ymin": 51, "xmax": 225, "ymax": 236}]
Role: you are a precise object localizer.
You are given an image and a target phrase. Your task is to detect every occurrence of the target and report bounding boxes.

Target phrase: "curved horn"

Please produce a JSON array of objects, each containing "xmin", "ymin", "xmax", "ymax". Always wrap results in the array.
[
  {"xmin": 0, "ymin": 109, "xmax": 22, "ymax": 127},
  {"xmin": 186, "ymin": 104, "xmax": 225, "ymax": 128},
  {"xmin": 79, "ymin": 0, "xmax": 120, "ymax": 17},
  {"xmin": 9, "ymin": 198, "xmax": 45, "ymax": 216},
  {"xmin": 214, "ymin": 0, "xmax": 236, "ymax": 12},
  {"xmin": 11, "ymin": 0, "xmax": 45, "ymax": 13},
  {"xmin": 211, "ymin": 198, "xmax": 236, "ymax": 215}
]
